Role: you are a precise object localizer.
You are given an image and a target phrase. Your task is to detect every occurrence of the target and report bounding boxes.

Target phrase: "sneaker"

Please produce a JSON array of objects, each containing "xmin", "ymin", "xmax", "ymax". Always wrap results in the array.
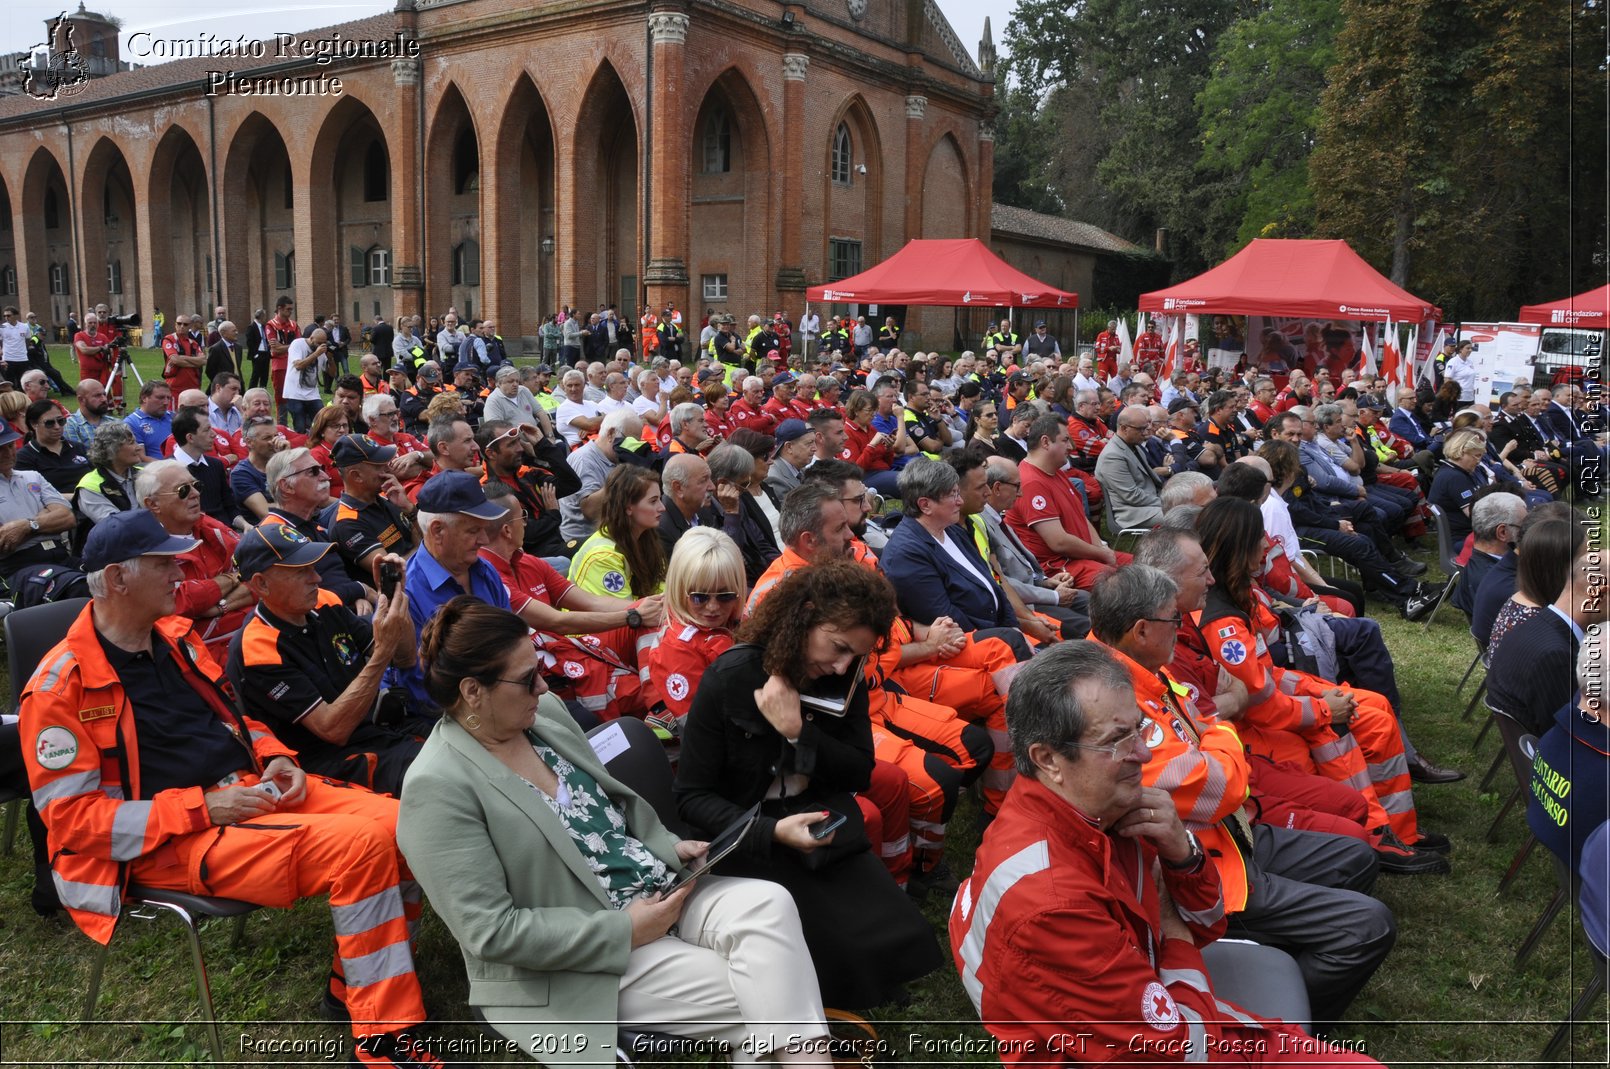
[
  {"xmin": 353, "ymin": 1032, "xmax": 449, "ymax": 1068},
  {"xmin": 1392, "ymin": 557, "xmax": 1429, "ymax": 577},
  {"xmin": 1374, "ymin": 828, "xmax": 1450, "ymax": 875},
  {"xmin": 1401, "ymin": 591, "xmax": 1439, "ymax": 622}
]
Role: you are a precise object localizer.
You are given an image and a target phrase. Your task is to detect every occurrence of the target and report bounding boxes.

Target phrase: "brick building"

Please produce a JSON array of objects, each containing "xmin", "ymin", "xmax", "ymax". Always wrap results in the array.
[{"xmin": 0, "ymin": 0, "xmax": 1000, "ymax": 350}]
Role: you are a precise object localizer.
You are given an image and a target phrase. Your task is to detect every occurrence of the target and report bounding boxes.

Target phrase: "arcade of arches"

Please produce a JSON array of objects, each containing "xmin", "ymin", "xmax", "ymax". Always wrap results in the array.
[{"xmin": 0, "ymin": 2, "xmax": 997, "ymax": 349}]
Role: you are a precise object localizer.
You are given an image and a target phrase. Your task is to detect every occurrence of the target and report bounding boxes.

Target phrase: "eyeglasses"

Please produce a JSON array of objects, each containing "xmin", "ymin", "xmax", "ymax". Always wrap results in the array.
[
  {"xmin": 490, "ymin": 667, "xmax": 545, "ymax": 694},
  {"xmin": 1063, "ymin": 726, "xmax": 1148, "ymax": 761},
  {"xmin": 993, "ymin": 478, "xmax": 1021, "ymax": 488},
  {"xmin": 159, "ymin": 481, "xmax": 201, "ymax": 499},
  {"xmin": 688, "ymin": 591, "xmax": 740, "ymax": 607},
  {"xmin": 1142, "ymin": 614, "xmax": 1184, "ymax": 629}
]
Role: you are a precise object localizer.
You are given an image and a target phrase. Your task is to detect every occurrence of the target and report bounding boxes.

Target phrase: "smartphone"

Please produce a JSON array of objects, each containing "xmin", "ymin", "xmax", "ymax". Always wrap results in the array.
[
  {"xmin": 379, "ymin": 561, "xmax": 401, "ymax": 599},
  {"xmin": 810, "ymin": 810, "xmax": 848, "ymax": 840}
]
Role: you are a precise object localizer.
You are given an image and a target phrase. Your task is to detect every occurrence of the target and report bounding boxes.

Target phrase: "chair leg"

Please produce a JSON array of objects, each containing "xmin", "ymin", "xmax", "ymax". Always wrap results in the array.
[
  {"xmin": 1479, "ymin": 746, "xmax": 1508, "ymax": 794},
  {"xmin": 1474, "ymin": 709, "xmax": 1497, "ymax": 748},
  {"xmin": 1540, "ymin": 969, "xmax": 1607, "ymax": 1061},
  {"xmin": 1460, "ymin": 679, "xmax": 1488, "ymax": 723},
  {"xmin": 1514, "ymin": 886, "xmax": 1568, "ymax": 968},
  {"xmin": 1455, "ymin": 652, "xmax": 1482, "ymax": 697},
  {"xmin": 1496, "ymin": 834, "xmax": 1538, "ymax": 895},
  {"xmin": 1421, "ymin": 574, "xmax": 1458, "ymax": 632},
  {"xmin": 1486, "ymin": 784, "xmax": 1522, "ymax": 844},
  {"xmin": 231, "ymin": 913, "xmax": 249, "ymax": 949},
  {"xmin": 1, "ymin": 798, "xmax": 19, "ymax": 856},
  {"xmin": 83, "ymin": 939, "xmax": 112, "ymax": 1019},
  {"xmin": 171, "ymin": 905, "xmax": 227, "ymax": 1066}
]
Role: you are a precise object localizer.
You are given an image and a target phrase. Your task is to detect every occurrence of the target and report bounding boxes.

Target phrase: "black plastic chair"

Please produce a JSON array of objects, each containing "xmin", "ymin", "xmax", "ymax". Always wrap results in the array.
[
  {"xmin": 1423, "ymin": 503, "xmax": 1462, "ymax": 631},
  {"xmin": 2, "ymin": 598, "xmax": 91, "ymax": 854},
  {"xmin": 587, "ymin": 717, "xmax": 689, "ymax": 839}
]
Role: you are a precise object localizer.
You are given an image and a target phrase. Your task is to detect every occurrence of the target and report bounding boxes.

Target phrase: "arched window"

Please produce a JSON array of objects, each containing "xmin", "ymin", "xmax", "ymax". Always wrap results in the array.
[
  {"xmin": 831, "ymin": 123, "xmax": 852, "ymax": 186},
  {"xmin": 451, "ymin": 240, "xmax": 480, "ymax": 287},
  {"xmin": 453, "ymin": 128, "xmax": 479, "ymax": 194},
  {"xmin": 106, "ymin": 260, "xmax": 121, "ymax": 295},
  {"xmin": 702, "ymin": 108, "xmax": 731, "ymax": 174},
  {"xmin": 48, "ymin": 262, "xmax": 68, "ymax": 295},
  {"xmin": 43, "ymin": 189, "xmax": 60, "ymax": 229},
  {"xmin": 363, "ymin": 141, "xmax": 389, "ymax": 203}
]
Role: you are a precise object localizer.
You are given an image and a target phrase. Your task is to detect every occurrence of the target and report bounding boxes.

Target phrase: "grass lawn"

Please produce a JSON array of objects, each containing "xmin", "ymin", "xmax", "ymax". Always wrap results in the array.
[{"xmin": 0, "ymin": 349, "xmax": 1604, "ymax": 1065}]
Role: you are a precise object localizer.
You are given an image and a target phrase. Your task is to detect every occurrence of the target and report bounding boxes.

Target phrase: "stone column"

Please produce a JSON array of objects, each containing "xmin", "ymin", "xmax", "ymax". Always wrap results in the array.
[
  {"xmin": 388, "ymin": 54, "xmax": 425, "ymax": 314},
  {"xmin": 642, "ymin": 9, "xmax": 690, "ymax": 318},
  {"xmin": 904, "ymin": 94, "xmax": 927, "ymax": 239},
  {"xmin": 774, "ymin": 52, "xmax": 809, "ymax": 296}
]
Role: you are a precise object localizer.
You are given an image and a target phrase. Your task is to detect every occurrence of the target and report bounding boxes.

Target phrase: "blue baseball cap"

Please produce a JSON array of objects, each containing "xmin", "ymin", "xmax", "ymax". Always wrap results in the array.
[
  {"xmin": 82, "ymin": 511, "xmax": 199, "ymax": 572},
  {"xmin": 416, "ymin": 470, "xmax": 510, "ymax": 520},
  {"xmin": 330, "ymin": 433, "xmax": 397, "ymax": 467},
  {"xmin": 234, "ymin": 522, "xmax": 333, "ymax": 580}
]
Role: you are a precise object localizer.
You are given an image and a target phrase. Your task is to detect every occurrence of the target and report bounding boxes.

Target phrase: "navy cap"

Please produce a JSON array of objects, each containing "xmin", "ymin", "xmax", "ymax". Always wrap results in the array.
[
  {"xmin": 234, "ymin": 523, "xmax": 333, "ymax": 580},
  {"xmin": 1008, "ymin": 371, "xmax": 1031, "ymax": 386},
  {"xmin": 1034, "ymin": 320, "xmax": 1047, "ymax": 328},
  {"xmin": 1167, "ymin": 397, "xmax": 1200, "ymax": 415},
  {"xmin": 1356, "ymin": 393, "xmax": 1386, "ymax": 411},
  {"xmin": 535, "ymin": 364, "xmax": 554, "ymax": 374},
  {"xmin": 770, "ymin": 372, "xmax": 797, "ymax": 389},
  {"xmin": 82, "ymin": 510, "xmax": 199, "ymax": 572},
  {"xmin": 330, "ymin": 433, "xmax": 397, "ymax": 467},
  {"xmin": 416, "ymin": 470, "xmax": 510, "ymax": 520},
  {"xmin": 772, "ymin": 419, "xmax": 810, "ymax": 455},
  {"xmin": 0, "ymin": 425, "xmax": 20, "ymax": 448}
]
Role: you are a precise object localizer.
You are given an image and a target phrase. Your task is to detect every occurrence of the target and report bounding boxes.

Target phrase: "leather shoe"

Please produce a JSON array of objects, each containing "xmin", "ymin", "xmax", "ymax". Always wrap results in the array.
[
  {"xmin": 1374, "ymin": 828, "xmax": 1451, "ymax": 875},
  {"xmin": 1413, "ymin": 830, "xmax": 1452, "ymax": 854},
  {"xmin": 1393, "ymin": 557, "xmax": 1429, "ymax": 577},
  {"xmin": 1408, "ymin": 757, "xmax": 1466, "ymax": 784}
]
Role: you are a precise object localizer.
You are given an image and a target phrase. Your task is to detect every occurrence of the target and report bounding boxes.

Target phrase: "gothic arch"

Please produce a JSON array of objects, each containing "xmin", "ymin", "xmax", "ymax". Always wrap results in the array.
[
  {"xmin": 571, "ymin": 60, "xmax": 641, "ymax": 316},
  {"xmin": 21, "ymin": 147, "xmax": 74, "ymax": 323},
  {"xmin": 492, "ymin": 73, "xmax": 558, "ymax": 338},
  {"xmin": 147, "ymin": 124, "xmax": 213, "ymax": 317},
  {"xmin": 920, "ymin": 131, "xmax": 971, "ymax": 238},
  {"xmin": 426, "ymin": 83, "xmax": 482, "ymax": 321},
  {"xmin": 689, "ymin": 66, "xmax": 773, "ymax": 319},
  {"xmin": 220, "ymin": 112, "xmax": 295, "ymax": 314},
  {"xmin": 308, "ymin": 95, "xmax": 392, "ymax": 324},
  {"xmin": 821, "ymin": 95, "xmax": 883, "ymax": 279},
  {"xmin": 78, "ymin": 137, "xmax": 139, "ymax": 316}
]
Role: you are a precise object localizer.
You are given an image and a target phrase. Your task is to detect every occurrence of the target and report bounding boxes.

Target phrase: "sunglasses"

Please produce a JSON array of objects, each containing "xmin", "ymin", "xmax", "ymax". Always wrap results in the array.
[
  {"xmin": 490, "ymin": 667, "xmax": 545, "ymax": 694},
  {"xmin": 159, "ymin": 482, "xmax": 201, "ymax": 499},
  {"xmin": 688, "ymin": 591, "xmax": 740, "ymax": 607},
  {"xmin": 286, "ymin": 464, "xmax": 327, "ymax": 481},
  {"xmin": 38, "ymin": 418, "xmax": 64, "ymax": 428}
]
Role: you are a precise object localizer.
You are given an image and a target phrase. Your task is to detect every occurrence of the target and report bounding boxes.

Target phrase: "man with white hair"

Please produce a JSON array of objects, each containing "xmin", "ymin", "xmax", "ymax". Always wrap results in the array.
[
  {"xmin": 631, "ymin": 368, "xmax": 665, "ymax": 424},
  {"xmin": 19, "ymin": 368, "xmax": 50, "ymax": 405},
  {"xmin": 560, "ymin": 408, "xmax": 641, "ymax": 542},
  {"xmin": 657, "ymin": 452, "xmax": 715, "ymax": 554},
  {"xmin": 726, "ymin": 375, "xmax": 776, "ymax": 435},
  {"xmin": 555, "ymin": 369, "xmax": 603, "ymax": 446},
  {"xmin": 1451, "ymin": 491, "xmax": 1527, "ymax": 619},
  {"xmin": 136, "ymin": 459, "xmax": 255, "ymax": 653}
]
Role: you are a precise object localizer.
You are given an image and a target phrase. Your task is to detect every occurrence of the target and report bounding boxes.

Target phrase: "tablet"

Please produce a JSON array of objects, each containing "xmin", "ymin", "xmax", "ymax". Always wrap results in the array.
[
  {"xmin": 665, "ymin": 802, "xmax": 761, "ymax": 890},
  {"xmin": 798, "ymin": 654, "xmax": 868, "ymax": 717}
]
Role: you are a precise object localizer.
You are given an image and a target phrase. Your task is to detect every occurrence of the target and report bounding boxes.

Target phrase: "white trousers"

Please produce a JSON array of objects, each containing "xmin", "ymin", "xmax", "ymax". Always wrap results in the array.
[{"xmin": 496, "ymin": 875, "xmax": 829, "ymax": 1067}]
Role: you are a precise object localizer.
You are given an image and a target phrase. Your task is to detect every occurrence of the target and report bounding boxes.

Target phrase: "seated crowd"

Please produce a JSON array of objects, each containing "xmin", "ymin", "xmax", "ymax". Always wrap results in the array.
[{"xmin": 1, "ymin": 308, "xmax": 1605, "ymax": 1068}]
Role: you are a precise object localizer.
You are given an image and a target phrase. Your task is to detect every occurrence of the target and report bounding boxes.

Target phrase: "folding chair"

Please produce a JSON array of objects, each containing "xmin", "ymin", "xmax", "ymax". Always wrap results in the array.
[
  {"xmin": 3, "ymin": 598, "xmax": 91, "ymax": 855},
  {"xmin": 587, "ymin": 717, "xmax": 689, "ymax": 837},
  {"xmin": 1422, "ymin": 504, "xmax": 1462, "ymax": 631},
  {"xmin": 1102, "ymin": 494, "xmax": 1151, "ymax": 555},
  {"xmin": 1201, "ymin": 939, "xmax": 1311, "ymax": 1034}
]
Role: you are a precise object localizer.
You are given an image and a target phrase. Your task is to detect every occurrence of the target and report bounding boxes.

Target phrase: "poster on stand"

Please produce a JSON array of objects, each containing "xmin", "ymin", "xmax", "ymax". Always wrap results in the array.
[{"xmin": 1458, "ymin": 322, "xmax": 1541, "ymax": 403}]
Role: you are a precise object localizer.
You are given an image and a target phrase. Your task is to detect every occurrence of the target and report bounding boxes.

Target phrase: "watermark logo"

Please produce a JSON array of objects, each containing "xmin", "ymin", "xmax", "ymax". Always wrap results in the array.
[{"xmin": 24, "ymin": 13, "xmax": 90, "ymax": 101}]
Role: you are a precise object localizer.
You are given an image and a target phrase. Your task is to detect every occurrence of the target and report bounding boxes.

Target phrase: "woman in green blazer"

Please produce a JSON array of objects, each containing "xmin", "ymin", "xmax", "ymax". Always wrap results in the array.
[{"xmin": 397, "ymin": 597, "xmax": 834, "ymax": 1068}]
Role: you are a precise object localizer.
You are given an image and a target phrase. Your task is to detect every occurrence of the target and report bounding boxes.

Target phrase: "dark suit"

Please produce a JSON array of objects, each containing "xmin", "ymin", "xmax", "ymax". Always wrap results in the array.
[
  {"xmin": 243, "ymin": 320, "xmax": 271, "ymax": 390},
  {"xmin": 1487, "ymin": 607, "xmax": 1581, "ymax": 736},
  {"xmin": 879, "ymin": 517, "xmax": 1015, "ymax": 632},
  {"xmin": 204, "ymin": 338, "xmax": 245, "ymax": 386},
  {"xmin": 177, "ymin": 448, "xmax": 238, "ymax": 526},
  {"xmin": 369, "ymin": 321, "xmax": 394, "ymax": 357}
]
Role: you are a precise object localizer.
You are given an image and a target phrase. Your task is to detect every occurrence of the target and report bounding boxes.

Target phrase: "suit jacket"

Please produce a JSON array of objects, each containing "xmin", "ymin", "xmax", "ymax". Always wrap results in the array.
[
  {"xmin": 369, "ymin": 321, "xmax": 394, "ymax": 356},
  {"xmin": 1541, "ymin": 401, "xmax": 1580, "ymax": 443},
  {"xmin": 178, "ymin": 449, "xmax": 238, "ymax": 526},
  {"xmin": 204, "ymin": 339, "xmax": 244, "ymax": 386},
  {"xmin": 396, "ymin": 699, "xmax": 685, "ymax": 1064},
  {"xmin": 1486, "ymin": 608, "xmax": 1580, "ymax": 736},
  {"xmin": 243, "ymin": 320, "xmax": 269, "ymax": 363},
  {"xmin": 763, "ymin": 457, "xmax": 802, "ymax": 501},
  {"xmin": 982, "ymin": 505, "xmax": 1054, "ymax": 605},
  {"xmin": 879, "ymin": 515, "xmax": 1015, "ymax": 631},
  {"xmin": 1094, "ymin": 436, "xmax": 1165, "ymax": 531}
]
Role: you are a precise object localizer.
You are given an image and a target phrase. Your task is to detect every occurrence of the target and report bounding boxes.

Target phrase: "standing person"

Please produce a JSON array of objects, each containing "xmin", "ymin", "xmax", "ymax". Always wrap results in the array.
[
  {"xmin": 265, "ymin": 297, "xmax": 299, "ymax": 413},
  {"xmin": 1444, "ymin": 341, "xmax": 1479, "ymax": 403},
  {"xmin": 1093, "ymin": 319, "xmax": 1122, "ymax": 377},
  {"xmin": 161, "ymin": 314, "xmax": 206, "ymax": 400},
  {"xmin": 244, "ymin": 308, "xmax": 272, "ymax": 391},
  {"xmin": 675, "ymin": 560, "xmax": 946, "ymax": 1010},
  {"xmin": 205, "ymin": 321, "xmax": 245, "ymax": 387},
  {"xmin": 73, "ymin": 313, "xmax": 119, "ymax": 406},
  {"xmin": 0, "ymin": 307, "xmax": 31, "ymax": 383},
  {"xmin": 323, "ymin": 314, "xmax": 351, "ymax": 384},
  {"xmin": 282, "ymin": 328, "xmax": 328, "ymax": 434},
  {"xmin": 368, "ymin": 314, "xmax": 394, "ymax": 364},
  {"xmin": 20, "ymin": 509, "xmax": 439, "ymax": 1069}
]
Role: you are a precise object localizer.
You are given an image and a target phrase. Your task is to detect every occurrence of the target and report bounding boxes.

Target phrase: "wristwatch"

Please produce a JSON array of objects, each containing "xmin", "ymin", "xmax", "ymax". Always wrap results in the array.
[
  {"xmin": 28, "ymin": 518, "xmax": 39, "ymax": 533},
  {"xmin": 625, "ymin": 607, "xmax": 643, "ymax": 629},
  {"xmin": 1161, "ymin": 831, "xmax": 1205, "ymax": 872}
]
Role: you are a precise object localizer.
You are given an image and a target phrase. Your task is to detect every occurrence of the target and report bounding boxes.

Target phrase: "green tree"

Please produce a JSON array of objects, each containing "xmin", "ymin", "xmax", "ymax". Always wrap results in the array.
[
  {"xmin": 989, "ymin": 67, "xmax": 1065, "ymax": 216},
  {"xmin": 1197, "ymin": 0, "xmax": 1342, "ymax": 253}
]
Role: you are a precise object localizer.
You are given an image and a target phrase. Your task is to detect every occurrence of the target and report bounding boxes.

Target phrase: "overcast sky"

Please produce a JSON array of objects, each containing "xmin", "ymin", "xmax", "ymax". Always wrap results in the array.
[{"xmin": 5, "ymin": 0, "xmax": 1010, "ymax": 64}]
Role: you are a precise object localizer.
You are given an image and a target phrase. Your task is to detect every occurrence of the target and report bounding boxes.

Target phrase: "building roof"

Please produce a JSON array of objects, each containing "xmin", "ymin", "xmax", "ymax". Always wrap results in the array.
[
  {"xmin": 990, "ymin": 203, "xmax": 1139, "ymax": 256},
  {"xmin": 0, "ymin": 12, "xmax": 398, "ymax": 123}
]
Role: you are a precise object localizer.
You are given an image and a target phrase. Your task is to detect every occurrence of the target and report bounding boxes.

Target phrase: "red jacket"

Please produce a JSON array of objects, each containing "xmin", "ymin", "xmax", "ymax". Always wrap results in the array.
[
  {"xmin": 727, "ymin": 398, "xmax": 777, "ymax": 436},
  {"xmin": 643, "ymin": 621, "xmax": 734, "ymax": 720},
  {"xmin": 21, "ymin": 608, "xmax": 293, "ymax": 943},
  {"xmin": 840, "ymin": 419, "xmax": 895, "ymax": 473},
  {"xmin": 949, "ymin": 775, "xmax": 1237, "ymax": 1064}
]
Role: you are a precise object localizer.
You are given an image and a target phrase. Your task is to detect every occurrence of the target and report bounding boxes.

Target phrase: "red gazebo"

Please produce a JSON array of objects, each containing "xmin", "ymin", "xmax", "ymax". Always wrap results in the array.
[{"xmin": 1518, "ymin": 284, "xmax": 1610, "ymax": 328}]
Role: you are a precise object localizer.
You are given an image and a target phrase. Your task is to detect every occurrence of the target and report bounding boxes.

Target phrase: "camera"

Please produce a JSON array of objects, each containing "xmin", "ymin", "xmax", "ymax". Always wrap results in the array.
[{"xmin": 107, "ymin": 312, "xmax": 141, "ymax": 330}]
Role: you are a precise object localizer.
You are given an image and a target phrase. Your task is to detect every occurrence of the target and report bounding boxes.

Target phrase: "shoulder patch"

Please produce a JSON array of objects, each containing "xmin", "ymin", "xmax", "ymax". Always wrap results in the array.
[
  {"xmin": 1216, "ymin": 625, "xmax": 1236, "ymax": 639},
  {"xmin": 1218, "ymin": 639, "xmax": 1248, "ymax": 666},
  {"xmin": 602, "ymin": 570, "xmax": 627, "ymax": 594},
  {"xmin": 665, "ymin": 673, "xmax": 689, "ymax": 702},
  {"xmin": 1030, "ymin": 494, "xmax": 1047, "ymax": 511},
  {"xmin": 35, "ymin": 726, "xmax": 78, "ymax": 770},
  {"xmin": 1141, "ymin": 981, "xmax": 1180, "ymax": 1031}
]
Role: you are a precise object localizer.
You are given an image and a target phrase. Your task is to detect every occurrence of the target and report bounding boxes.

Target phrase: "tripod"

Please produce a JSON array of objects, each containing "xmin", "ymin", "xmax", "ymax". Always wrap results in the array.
[{"xmin": 103, "ymin": 342, "xmax": 144, "ymax": 413}]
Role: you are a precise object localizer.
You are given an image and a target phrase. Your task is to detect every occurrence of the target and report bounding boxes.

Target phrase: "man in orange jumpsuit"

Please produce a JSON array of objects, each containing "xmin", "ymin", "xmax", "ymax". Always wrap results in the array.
[{"xmin": 21, "ymin": 511, "xmax": 440, "ymax": 1068}]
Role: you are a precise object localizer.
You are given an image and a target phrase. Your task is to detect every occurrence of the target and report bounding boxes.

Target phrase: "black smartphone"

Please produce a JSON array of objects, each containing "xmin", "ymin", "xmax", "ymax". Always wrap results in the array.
[
  {"xmin": 379, "ymin": 561, "xmax": 401, "ymax": 599},
  {"xmin": 810, "ymin": 810, "xmax": 848, "ymax": 840}
]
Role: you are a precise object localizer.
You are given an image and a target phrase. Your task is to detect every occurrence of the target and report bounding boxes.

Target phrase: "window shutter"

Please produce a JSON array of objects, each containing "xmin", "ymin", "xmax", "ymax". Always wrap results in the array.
[{"xmin": 350, "ymin": 246, "xmax": 367, "ymax": 288}]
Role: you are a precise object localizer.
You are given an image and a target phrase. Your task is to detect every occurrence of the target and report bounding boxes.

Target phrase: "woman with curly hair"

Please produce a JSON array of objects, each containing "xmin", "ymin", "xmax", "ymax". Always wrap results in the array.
[
  {"xmin": 674, "ymin": 560, "xmax": 945, "ymax": 1010},
  {"xmin": 570, "ymin": 465, "xmax": 668, "ymax": 600}
]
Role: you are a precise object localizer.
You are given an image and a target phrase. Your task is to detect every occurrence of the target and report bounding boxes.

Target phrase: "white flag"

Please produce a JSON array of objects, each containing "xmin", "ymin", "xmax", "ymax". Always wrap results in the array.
[{"xmin": 1117, "ymin": 317, "xmax": 1134, "ymax": 366}]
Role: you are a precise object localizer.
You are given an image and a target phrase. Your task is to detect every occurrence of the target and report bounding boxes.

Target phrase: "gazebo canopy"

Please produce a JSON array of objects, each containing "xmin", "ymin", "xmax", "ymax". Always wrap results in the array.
[
  {"xmin": 1139, "ymin": 239, "xmax": 1440, "ymax": 323},
  {"xmin": 1518, "ymin": 284, "xmax": 1610, "ymax": 328},
  {"xmin": 805, "ymin": 238, "xmax": 1077, "ymax": 309}
]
